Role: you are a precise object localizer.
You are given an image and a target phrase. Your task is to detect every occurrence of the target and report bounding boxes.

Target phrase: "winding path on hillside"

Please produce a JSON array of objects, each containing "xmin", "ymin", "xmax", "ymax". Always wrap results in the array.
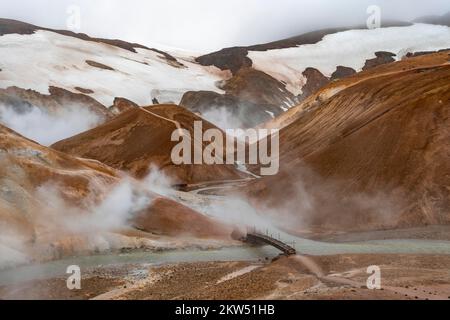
[
  {"xmin": 139, "ymin": 106, "xmax": 250, "ymax": 172},
  {"xmin": 139, "ymin": 107, "xmax": 183, "ymax": 135}
]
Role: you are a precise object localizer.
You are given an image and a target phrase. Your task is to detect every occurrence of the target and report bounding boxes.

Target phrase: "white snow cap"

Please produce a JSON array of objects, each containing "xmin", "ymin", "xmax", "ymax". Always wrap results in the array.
[
  {"xmin": 0, "ymin": 30, "xmax": 228, "ymax": 106},
  {"xmin": 248, "ymin": 24, "xmax": 450, "ymax": 95}
]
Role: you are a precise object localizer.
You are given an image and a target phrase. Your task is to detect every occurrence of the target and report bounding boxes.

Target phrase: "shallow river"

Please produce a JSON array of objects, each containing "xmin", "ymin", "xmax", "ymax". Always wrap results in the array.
[{"xmin": 1, "ymin": 236, "xmax": 450, "ymax": 286}]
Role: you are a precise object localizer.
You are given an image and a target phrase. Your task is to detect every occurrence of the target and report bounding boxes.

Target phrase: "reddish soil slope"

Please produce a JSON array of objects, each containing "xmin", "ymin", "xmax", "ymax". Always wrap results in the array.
[
  {"xmin": 0, "ymin": 124, "xmax": 231, "ymax": 261},
  {"xmin": 134, "ymin": 197, "xmax": 232, "ymax": 238}
]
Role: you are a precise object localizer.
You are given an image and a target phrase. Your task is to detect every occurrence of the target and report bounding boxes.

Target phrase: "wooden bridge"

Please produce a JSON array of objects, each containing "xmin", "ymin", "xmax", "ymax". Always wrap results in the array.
[{"xmin": 245, "ymin": 231, "xmax": 297, "ymax": 256}]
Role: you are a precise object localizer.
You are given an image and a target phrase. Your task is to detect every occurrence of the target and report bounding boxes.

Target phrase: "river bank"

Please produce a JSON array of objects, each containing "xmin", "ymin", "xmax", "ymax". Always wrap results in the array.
[
  {"xmin": 1, "ymin": 253, "xmax": 449, "ymax": 300},
  {"xmin": 2, "ymin": 205, "xmax": 450, "ymax": 300}
]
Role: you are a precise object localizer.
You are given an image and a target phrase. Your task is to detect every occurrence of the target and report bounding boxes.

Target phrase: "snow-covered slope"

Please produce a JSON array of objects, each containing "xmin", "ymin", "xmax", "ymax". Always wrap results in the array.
[
  {"xmin": 0, "ymin": 30, "xmax": 229, "ymax": 106},
  {"xmin": 248, "ymin": 24, "xmax": 450, "ymax": 96},
  {"xmin": 1, "ymin": 21, "xmax": 450, "ymax": 128}
]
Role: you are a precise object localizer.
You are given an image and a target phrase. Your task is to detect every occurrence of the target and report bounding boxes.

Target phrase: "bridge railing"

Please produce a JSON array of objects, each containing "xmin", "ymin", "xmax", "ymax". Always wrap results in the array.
[{"xmin": 245, "ymin": 227, "xmax": 297, "ymax": 255}]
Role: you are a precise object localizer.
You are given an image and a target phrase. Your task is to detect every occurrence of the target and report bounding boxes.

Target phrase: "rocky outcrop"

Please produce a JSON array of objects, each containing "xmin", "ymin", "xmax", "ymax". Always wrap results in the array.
[
  {"xmin": 0, "ymin": 86, "xmax": 112, "ymax": 119},
  {"xmin": 331, "ymin": 66, "xmax": 357, "ymax": 81},
  {"xmin": 109, "ymin": 97, "xmax": 139, "ymax": 115},
  {"xmin": 180, "ymin": 68, "xmax": 298, "ymax": 127},
  {"xmin": 405, "ymin": 48, "xmax": 450, "ymax": 58},
  {"xmin": 86, "ymin": 60, "xmax": 115, "ymax": 71},
  {"xmin": 74, "ymin": 87, "xmax": 94, "ymax": 94},
  {"xmin": 363, "ymin": 51, "xmax": 396, "ymax": 70},
  {"xmin": 299, "ymin": 68, "xmax": 330, "ymax": 101},
  {"xmin": 196, "ymin": 47, "xmax": 252, "ymax": 75}
]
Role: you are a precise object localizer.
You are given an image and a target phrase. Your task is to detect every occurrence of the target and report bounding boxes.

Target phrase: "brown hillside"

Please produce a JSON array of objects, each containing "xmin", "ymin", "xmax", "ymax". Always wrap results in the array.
[
  {"xmin": 249, "ymin": 51, "xmax": 450, "ymax": 233},
  {"xmin": 52, "ymin": 104, "xmax": 247, "ymax": 184},
  {"xmin": 0, "ymin": 124, "xmax": 231, "ymax": 264}
]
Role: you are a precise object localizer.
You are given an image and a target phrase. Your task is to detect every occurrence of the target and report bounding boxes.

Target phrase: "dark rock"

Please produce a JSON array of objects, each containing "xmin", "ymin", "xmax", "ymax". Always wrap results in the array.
[
  {"xmin": 48, "ymin": 86, "xmax": 111, "ymax": 118},
  {"xmin": 405, "ymin": 48, "xmax": 450, "ymax": 59},
  {"xmin": 75, "ymin": 87, "xmax": 94, "ymax": 94},
  {"xmin": 181, "ymin": 68, "xmax": 298, "ymax": 127},
  {"xmin": 299, "ymin": 68, "xmax": 330, "ymax": 101},
  {"xmin": 363, "ymin": 51, "xmax": 396, "ymax": 71},
  {"xmin": 86, "ymin": 60, "xmax": 115, "ymax": 71},
  {"xmin": 109, "ymin": 97, "xmax": 138, "ymax": 115},
  {"xmin": 0, "ymin": 86, "xmax": 112, "ymax": 119},
  {"xmin": 196, "ymin": 47, "xmax": 252, "ymax": 75},
  {"xmin": 331, "ymin": 66, "xmax": 357, "ymax": 81},
  {"xmin": 0, "ymin": 18, "xmax": 37, "ymax": 36}
]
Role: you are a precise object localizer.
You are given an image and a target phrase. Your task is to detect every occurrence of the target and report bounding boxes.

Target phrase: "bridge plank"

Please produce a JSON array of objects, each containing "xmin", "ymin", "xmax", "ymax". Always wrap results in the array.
[{"xmin": 246, "ymin": 232, "xmax": 297, "ymax": 255}]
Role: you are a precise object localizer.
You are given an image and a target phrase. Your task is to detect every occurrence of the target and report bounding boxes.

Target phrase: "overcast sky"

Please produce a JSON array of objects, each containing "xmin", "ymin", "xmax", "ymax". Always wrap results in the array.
[{"xmin": 0, "ymin": 0, "xmax": 449, "ymax": 52}]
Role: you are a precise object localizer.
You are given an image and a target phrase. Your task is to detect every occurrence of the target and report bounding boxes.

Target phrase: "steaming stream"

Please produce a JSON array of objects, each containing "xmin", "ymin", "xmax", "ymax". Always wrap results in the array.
[
  {"xmin": 1, "ymin": 182, "xmax": 450, "ymax": 287},
  {"xmin": 1, "ymin": 237, "xmax": 450, "ymax": 287}
]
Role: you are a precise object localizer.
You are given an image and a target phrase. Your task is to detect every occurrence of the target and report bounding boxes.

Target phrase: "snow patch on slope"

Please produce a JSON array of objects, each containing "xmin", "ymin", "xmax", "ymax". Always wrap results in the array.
[
  {"xmin": 0, "ymin": 30, "xmax": 228, "ymax": 106},
  {"xmin": 248, "ymin": 24, "xmax": 450, "ymax": 96}
]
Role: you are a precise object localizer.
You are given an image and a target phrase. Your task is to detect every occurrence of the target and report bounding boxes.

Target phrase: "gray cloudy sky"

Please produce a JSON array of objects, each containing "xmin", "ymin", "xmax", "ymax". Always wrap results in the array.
[{"xmin": 0, "ymin": 0, "xmax": 449, "ymax": 52}]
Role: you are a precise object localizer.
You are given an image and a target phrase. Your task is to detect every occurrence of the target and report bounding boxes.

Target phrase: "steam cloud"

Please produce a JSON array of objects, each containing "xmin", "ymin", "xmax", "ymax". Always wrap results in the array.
[
  {"xmin": 200, "ymin": 107, "xmax": 245, "ymax": 131},
  {"xmin": 0, "ymin": 156, "xmax": 404, "ymax": 271},
  {"xmin": 0, "ymin": 167, "xmax": 160, "ymax": 269},
  {"xmin": 0, "ymin": 103, "xmax": 102, "ymax": 146},
  {"xmin": 0, "ymin": 226, "xmax": 30, "ymax": 269},
  {"xmin": 34, "ymin": 179, "xmax": 152, "ymax": 235}
]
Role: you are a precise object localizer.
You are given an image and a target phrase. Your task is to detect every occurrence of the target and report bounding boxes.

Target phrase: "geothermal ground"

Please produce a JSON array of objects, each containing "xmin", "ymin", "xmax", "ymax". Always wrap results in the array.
[
  {"xmin": 0, "ymin": 174, "xmax": 449, "ymax": 300},
  {"xmin": 1, "ymin": 252, "xmax": 450, "ymax": 300},
  {"xmin": 1, "ymin": 177, "xmax": 449, "ymax": 300}
]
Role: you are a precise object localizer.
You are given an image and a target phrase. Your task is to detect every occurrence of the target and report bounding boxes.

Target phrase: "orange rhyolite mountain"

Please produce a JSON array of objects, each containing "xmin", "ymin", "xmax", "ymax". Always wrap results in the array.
[
  {"xmin": 0, "ymin": 124, "xmax": 231, "ymax": 262},
  {"xmin": 52, "ymin": 104, "xmax": 248, "ymax": 184},
  {"xmin": 249, "ymin": 51, "xmax": 450, "ymax": 233}
]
